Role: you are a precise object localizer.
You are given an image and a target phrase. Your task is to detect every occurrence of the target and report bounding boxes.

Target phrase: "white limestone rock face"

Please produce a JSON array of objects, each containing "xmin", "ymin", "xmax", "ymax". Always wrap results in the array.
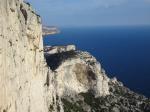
[
  {"xmin": 0, "ymin": 0, "xmax": 49, "ymax": 112},
  {"xmin": 45, "ymin": 46, "xmax": 110, "ymax": 98}
]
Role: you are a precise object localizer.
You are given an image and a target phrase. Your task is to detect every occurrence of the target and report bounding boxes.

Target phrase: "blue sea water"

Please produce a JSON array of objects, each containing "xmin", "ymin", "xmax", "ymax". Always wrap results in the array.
[{"xmin": 44, "ymin": 26, "xmax": 150, "ymax": 97}]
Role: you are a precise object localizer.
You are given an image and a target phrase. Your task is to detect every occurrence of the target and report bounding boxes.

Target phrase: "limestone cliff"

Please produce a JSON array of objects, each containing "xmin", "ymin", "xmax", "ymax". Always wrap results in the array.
[{"xmin": 0, "ymin": 0, "xmax": 48, "ymax": 111}]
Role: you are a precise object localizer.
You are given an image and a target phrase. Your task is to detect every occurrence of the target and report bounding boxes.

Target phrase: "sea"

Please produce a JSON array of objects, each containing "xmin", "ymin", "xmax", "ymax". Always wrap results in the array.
[{"xmin": 43, "ymin": 26, "xmax": 150, "ymax": 97}]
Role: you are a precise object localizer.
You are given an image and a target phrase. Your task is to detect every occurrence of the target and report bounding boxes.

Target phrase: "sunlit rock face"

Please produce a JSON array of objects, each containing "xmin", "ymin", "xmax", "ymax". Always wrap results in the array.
[
  {"xmin": 0, "ymin": 0, "xmax": 48, "ymax": 112},
  {"xmin": 45, "ymin": 46, "xmax": 110, "ymax": 98}
]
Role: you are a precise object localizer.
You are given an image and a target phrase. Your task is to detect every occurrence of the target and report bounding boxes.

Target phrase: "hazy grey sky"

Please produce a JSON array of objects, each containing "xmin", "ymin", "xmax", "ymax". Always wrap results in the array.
[{"xmin": 26, "ymin": 0, "xmax": 150, "ymax": 27}]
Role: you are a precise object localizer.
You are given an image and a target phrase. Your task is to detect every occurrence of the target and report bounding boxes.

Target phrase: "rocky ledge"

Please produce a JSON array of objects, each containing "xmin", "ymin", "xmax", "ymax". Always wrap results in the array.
[{"xmin": 45, "ymin": 45, "xmax": 150, "ymax": 112}]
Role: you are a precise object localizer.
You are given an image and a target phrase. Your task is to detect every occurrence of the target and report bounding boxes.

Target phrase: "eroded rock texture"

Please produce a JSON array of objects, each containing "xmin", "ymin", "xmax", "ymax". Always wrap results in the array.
[{"xmin": 0, "ymin": 0, "xmax": 48, "ymax": 112}]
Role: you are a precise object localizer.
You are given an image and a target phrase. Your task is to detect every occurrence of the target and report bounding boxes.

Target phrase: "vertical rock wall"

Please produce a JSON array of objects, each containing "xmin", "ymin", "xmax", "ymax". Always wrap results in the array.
[{"xmin": 0, "ymin": 0, "xmax": 48, "ymax": 112}]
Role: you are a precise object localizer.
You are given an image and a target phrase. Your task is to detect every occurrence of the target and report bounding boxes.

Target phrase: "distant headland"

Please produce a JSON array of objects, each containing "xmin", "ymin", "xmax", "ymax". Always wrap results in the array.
[{"xmin": 42, "ymin": 26, "xmax": 60, "ymax": 36}]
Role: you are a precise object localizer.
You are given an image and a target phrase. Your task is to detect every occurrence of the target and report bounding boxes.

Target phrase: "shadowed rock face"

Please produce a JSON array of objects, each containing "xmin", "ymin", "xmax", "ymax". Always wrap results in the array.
[
  {"xmin": 45, "ymin": 50, "xmax": 77, "ymax": 71},
  {"xmin": 20, "ymin": 4, "xmax": 27, "ymax": 24},
  {"xmin": 74, "ymin": 63, "xmax": 96, "ymax": 85}
]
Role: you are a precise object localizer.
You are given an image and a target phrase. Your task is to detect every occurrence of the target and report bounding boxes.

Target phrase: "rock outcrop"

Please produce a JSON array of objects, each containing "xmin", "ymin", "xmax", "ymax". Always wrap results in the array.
[
  {"xmin": 45, "ymin": 45, "xmax": 150, "ymax": 112},
  {"xmin": 45, "ymin": 45, "xmax": 110, "ymax": 97},
  {"xmin": 0, "ymin": 0, "xmax": 48, "ymax": 112}
]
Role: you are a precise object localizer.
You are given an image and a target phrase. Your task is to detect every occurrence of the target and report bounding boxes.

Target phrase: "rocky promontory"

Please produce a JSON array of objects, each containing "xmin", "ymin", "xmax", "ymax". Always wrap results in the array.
[
  {"xmin": 44, "ymin": 45, "xmax": 150, "ymax": 112},
  {"xmin": 42, "ymin": 26, "xmax": 60, "ymax": 36}
]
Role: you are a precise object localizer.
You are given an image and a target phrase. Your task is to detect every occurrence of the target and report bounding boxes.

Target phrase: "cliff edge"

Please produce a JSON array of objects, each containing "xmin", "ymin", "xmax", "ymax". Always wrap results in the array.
[{"xmin": 0, "ymin": 0, "xmax": 48, "ymax": 112}]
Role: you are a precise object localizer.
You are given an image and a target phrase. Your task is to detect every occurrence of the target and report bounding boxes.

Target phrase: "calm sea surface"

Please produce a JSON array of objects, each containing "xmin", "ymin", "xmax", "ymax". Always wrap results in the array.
[{"xmin": 44, "ymin": 26, "xmax": 150, "ymax": 97}]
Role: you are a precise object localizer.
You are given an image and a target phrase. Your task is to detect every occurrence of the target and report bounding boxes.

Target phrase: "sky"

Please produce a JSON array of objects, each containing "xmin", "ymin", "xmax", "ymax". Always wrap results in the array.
[{"xmin": 26, "ymin": 0, "xmax": 150, "ymax": 27}]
